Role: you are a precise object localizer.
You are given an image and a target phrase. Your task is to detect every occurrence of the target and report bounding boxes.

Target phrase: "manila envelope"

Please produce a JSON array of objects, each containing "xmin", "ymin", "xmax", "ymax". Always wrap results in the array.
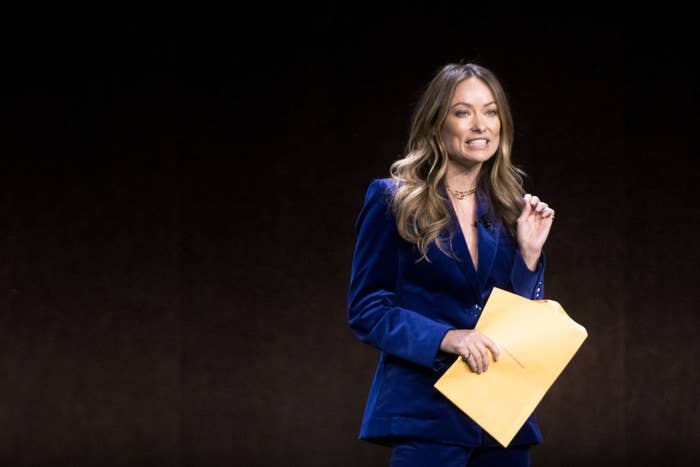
[{"xmin": 434, "ymin": 287, "xmax": 588, "ymax": 447}]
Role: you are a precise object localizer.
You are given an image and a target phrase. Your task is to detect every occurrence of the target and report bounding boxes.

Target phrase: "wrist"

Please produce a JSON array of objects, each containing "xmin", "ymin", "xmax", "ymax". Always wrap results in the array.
[
  {"xmin": 520, "ymin": 249, "xmax": 541, "ymax": 271},
  {"xmin": 440, "ymin": 329, "xmax": 461, "ymax": 354}
]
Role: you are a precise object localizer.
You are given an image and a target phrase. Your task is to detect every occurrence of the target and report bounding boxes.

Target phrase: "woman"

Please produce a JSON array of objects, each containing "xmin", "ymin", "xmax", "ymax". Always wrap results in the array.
[{"xmin": 347, "ymin": 63, "xmax": 555, "ymax": 466}]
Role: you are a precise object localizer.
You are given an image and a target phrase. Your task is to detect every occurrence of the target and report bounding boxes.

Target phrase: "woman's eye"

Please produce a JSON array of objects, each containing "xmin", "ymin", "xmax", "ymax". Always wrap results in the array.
[
  {"xmin": 455, "ymin": 111, "xmax": 468, "ymax": 117},
  {"xmin": 486, "ymin": 109, "xmax": 498, "ymax": 116}
]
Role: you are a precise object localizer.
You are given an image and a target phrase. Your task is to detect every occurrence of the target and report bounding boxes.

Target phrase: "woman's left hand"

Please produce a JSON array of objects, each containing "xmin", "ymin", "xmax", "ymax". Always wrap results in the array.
[{"xmin": 516, "ymin": 193, "xmax": 555, "ymax": 270}]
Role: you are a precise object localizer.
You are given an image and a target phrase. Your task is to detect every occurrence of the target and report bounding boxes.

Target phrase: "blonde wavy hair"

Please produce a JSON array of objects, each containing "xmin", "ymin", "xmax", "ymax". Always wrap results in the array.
[{"xmin": 390, "ymin": 63, "xmax": 526, "ymax": 261}]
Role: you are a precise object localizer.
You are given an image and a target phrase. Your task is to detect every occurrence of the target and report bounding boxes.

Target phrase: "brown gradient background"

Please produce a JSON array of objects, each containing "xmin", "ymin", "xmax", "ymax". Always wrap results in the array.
[{"xmin": 1, "ymin": 13, "xmax": 697, "ymax": 467}]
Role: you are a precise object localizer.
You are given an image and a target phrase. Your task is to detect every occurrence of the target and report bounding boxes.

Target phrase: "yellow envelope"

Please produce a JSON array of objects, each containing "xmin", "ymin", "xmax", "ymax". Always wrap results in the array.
[{"xmin": 434, "ymin": 287, "xmax": 588, "ymax": 447}]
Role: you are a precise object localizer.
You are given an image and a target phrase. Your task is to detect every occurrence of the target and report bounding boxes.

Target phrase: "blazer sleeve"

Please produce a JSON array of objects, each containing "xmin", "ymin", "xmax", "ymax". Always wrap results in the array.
[
  {"xmin": 347, "ymin": 179, "xmax": 454, "ymax": 370},
  {"xmin": 510, "ymin": 249, "xmax": 546, "ymax": 300}
]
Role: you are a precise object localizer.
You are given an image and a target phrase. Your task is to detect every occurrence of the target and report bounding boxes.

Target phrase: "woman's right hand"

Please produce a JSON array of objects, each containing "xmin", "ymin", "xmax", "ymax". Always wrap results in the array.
[{"xmin": 440, "ymin": 329, "xmax": 500, "ymax": 374}]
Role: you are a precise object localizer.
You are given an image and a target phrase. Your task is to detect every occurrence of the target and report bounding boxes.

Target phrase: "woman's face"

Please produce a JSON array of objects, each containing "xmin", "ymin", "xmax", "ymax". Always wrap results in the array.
[{"xmin": 440, "ymin": 77, "xmax": 501, "ymax": 168}]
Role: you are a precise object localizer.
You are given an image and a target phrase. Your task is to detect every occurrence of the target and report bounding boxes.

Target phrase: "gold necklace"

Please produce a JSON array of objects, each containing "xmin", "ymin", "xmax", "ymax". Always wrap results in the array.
[{"xmin": 447, "ymin": 185, "xmax": 477, "ymax": 200}]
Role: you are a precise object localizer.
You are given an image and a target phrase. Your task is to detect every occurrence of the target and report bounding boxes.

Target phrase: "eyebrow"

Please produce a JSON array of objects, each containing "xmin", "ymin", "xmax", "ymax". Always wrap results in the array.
[{"xmin": 451, "ymin": 101, "xmax": 497, "ymax": 109}]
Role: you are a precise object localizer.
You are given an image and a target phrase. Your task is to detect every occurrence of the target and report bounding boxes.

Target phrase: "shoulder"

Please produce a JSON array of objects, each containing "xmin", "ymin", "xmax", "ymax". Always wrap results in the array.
[
  {"xmin": 363, "ymin": 177, "xmax": 398, "ymax": 206},
  {"xmin": 367, "ymin": 177, "xmax": 398, "ymax": 194},
  {"xmin": 354, "ymin": 178, "xmax": 399, "ymax": 232}
]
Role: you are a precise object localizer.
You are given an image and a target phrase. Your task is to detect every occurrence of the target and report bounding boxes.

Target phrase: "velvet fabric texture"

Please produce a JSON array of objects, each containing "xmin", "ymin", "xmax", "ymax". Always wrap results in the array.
[{"xmin": 347, "ymin": 178, "xmax": 546, "ymax": 447}]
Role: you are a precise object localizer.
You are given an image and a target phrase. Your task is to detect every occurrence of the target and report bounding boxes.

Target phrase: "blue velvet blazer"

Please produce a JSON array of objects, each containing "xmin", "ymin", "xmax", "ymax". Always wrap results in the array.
[{"xmin": 347, "ymin": 178, "xmax": 546, "ymax": 447}]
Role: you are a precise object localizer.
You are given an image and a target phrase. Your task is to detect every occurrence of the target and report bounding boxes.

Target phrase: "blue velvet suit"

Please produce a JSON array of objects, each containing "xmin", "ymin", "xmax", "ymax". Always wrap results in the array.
[{"xmin": 347, "ymin": 178, "xmax": 546, "ymax": 448}]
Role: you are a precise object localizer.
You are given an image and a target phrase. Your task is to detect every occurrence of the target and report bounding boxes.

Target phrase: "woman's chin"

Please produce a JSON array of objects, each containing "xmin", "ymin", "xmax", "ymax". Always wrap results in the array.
[{"xmin": 453, "ymin": 152, "xmax": 496, "ymax": 166}]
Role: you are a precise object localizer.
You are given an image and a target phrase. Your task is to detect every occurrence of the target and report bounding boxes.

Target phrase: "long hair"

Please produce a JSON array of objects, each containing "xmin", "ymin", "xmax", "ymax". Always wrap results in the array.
[{"xmin": 389, "ymin": 63, "xmax": 526, "ymax": 261}]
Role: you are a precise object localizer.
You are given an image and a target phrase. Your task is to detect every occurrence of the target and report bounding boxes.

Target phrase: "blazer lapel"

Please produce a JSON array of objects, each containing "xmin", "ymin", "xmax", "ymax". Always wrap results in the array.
[{"xmin": 475, "ymin": 191, "xmax": 501, "ymax": 291}]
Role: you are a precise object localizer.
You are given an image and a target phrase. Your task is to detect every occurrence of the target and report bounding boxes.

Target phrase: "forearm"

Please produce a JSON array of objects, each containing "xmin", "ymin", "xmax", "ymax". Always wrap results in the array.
[
  {"xmin": 349, "ymin": 288, "xmax": 454, "ymax": 369},
  {"xmin": 511, "ymin": 250, "xmax": 545, "ymax": 299}
]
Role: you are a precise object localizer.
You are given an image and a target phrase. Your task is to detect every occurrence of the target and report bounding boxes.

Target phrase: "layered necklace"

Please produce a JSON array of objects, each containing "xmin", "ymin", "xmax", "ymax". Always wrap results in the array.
[{"xmin": 446, "ymin": 185, "xmax": 477, "ymax": 200}]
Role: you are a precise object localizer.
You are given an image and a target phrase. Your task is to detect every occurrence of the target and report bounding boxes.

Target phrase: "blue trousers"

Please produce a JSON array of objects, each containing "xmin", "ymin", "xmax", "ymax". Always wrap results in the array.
[{"xmin": 390, "ymin": 439, "xmax": 532, "ymax": 467}]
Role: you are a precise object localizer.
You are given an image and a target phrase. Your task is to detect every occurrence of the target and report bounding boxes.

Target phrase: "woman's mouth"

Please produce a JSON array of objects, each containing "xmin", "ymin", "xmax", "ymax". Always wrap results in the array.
[{"xmin": 466, "ymin": 138, "xmax": 489, "ymax": 148}]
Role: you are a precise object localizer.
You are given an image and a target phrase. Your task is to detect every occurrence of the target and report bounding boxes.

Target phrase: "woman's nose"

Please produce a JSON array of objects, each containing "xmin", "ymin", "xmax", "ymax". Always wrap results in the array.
[{"xmin": 471, "ymin": 117, "xmax": 485, "ymax": 132}]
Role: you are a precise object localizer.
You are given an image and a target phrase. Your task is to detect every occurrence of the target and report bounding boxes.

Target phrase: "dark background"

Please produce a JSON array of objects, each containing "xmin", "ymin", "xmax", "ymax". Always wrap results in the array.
[{"xmin": 2, "ymin": 12, "xmax": 697, "ymax": 467}]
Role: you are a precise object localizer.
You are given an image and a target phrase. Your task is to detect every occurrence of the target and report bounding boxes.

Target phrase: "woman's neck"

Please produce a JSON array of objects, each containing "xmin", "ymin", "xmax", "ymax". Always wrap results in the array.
[{"xmin": 445, "ymin": 161, "xmax": 482, "ymax": 192}]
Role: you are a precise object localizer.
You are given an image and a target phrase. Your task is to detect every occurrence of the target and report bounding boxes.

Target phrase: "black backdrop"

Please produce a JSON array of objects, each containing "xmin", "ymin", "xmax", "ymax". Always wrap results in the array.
[{"xmin": 2, "ymin": 12, "xmax": 698, "ymax": 467}]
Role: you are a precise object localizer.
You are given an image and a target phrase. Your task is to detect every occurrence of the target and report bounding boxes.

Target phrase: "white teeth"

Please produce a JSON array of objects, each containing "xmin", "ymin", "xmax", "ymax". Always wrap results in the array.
[{"xmin": 467, "ymin": 139, "xmax": 488, "ymax": 146}]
